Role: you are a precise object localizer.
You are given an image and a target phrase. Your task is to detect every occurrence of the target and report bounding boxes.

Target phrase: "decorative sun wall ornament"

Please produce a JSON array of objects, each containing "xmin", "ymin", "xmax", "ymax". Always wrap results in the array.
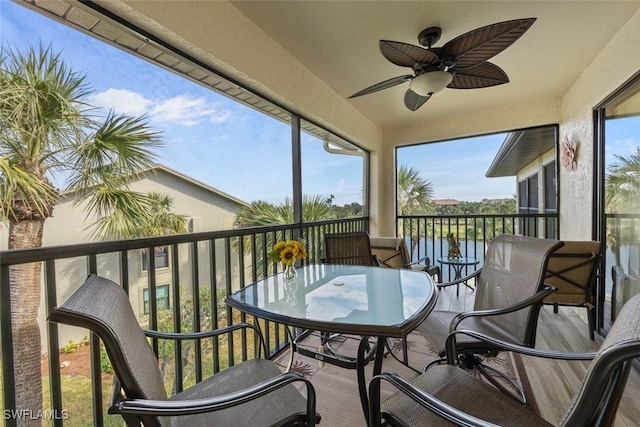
[{"xmin": 561, "ymin": 136, "xmax": 578, "ymax": 171}]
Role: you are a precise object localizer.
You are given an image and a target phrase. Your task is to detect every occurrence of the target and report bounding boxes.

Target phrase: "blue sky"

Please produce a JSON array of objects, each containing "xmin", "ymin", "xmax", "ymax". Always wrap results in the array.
[
  {"xmin": 606, "ymin": 117, "xmax": 640, "ymax": 167},
  {"xmin": 4, "ymin": 1, "xmax": 637, "ymax": 206},
  {"xmin": 397, "ymin": 134, "xmax": 516, "ymax": 201},
  {"xmin": 0, "ymin": 2, "xmax": 357, "ymax": 204}
]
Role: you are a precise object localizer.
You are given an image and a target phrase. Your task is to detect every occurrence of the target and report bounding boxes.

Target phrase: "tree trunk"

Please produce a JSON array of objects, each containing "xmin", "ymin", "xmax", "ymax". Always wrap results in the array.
[{"xmin": 9, "ymin": 219, "xmax": 45, "ymax": 427}]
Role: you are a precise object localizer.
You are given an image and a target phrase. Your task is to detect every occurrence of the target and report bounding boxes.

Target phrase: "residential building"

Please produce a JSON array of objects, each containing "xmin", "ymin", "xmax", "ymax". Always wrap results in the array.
[{"xmin": 1, "ymin": 164, "xmax": 248, "ymax": 348}]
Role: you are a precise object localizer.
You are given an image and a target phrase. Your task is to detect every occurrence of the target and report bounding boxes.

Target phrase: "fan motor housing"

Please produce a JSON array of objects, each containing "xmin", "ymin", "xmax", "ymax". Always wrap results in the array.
[{"xmin": 418, "ymin": 27, "xmax": 442, "ymax": 48}]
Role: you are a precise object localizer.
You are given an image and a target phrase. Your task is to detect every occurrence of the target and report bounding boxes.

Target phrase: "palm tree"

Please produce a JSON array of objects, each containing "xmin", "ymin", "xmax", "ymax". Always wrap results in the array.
[
  {"xmin": 235, "ymin": 195, "xmax": 333, "ymax": 227},
  {"xmin": 605, "ymin": 149, "xmax": 640, "ymax": 264},
  {"xmin": 397, "ymin": 164, "xmax": 435, "ymax": 254},
  {"xmin": 92, "ymin": 191, "xmax": 188, "ymax": 239},
  {"xmin": 397, "ymin": 164, "xmax": 434, "ymax": 216},
  {"xmin": 234, "ymin": 195, "xmax": 333, "ymax": 275},
  {"xmin": 605, "ymin": 149, "xmax": 640, "ymax": 214},
  {"xmin": 0, "ymin": 46, "xmax": 163, "ymax": 420}
]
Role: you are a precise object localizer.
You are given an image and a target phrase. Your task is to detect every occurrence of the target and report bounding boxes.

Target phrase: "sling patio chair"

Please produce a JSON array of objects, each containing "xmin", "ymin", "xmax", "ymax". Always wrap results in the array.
[
  {"xmin": 369, "ymin": 291, "xmax": 640, "ymax": 427},
  {"xmin": 370, "ymin": 236, "xmax": 441, "ymax": 282},
  {"xmin": 48, "ymin": 274, "xmax": 319, "ymax": 427},
  {"xmin": 415, "ymin": 234, "xmax": 564, "ymax": 404},
  {"xmin": 543, "ymin": 240, "xmax": 601, "ymax": 340},
  {"xmin": 323, "ymin": 230, "xmax": 379, "ymax": 266}
]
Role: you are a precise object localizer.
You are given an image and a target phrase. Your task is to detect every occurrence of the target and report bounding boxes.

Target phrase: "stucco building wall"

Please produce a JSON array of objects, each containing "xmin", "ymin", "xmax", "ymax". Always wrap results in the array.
[
  {"xmin": 558, "ymin": 9, "xmax": 640, "ymax": 240},
  {"xmin": 3, "ymin": 166, "xmax": 248, "ymax": 351}
]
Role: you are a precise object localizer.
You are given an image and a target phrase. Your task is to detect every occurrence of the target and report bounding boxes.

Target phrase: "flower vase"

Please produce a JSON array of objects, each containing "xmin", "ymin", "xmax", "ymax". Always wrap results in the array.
[
  {"xmin": 284, "ymin": 263, "xmax": 298, "ymax": 281},
  {"xmin": 283, "ymin": 264, "xmax": 298, "ymax": 306}
]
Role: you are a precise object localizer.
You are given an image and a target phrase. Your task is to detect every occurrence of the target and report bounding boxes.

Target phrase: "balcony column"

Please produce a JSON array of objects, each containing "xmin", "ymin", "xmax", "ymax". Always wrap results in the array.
[{"xmin": 369, "ymin": 143, "xmax": 396, "ymax": 237}]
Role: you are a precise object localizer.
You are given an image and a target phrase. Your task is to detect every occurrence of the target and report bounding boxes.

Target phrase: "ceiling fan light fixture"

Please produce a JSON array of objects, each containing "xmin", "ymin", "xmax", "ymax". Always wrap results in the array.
[{"xmin": 409, "ymin": 71, "xmax": 453, "ymax": 96}]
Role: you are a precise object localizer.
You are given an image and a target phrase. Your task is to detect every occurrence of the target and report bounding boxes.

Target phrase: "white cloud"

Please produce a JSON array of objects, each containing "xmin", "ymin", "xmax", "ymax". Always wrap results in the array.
[
  {"xmin": 151, "ymin": 95, "xmax": 232, "ymax": 127},
  {"xmin": 87, "ymin": 88, "xmax": 152, "ymax": 116},
  {"xmin": 88, "ymin": 90, "xmax": 233, "ymax": 127},
  {"xmin": 210, "ymin": 110, "xmax": 233, "ymax": 124}
]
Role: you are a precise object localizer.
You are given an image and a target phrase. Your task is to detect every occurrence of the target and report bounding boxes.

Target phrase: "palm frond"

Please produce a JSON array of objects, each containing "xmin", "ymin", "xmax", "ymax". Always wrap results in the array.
[
  {"xmin": 0, "ymin": 45, "xmax": 90, "ymax": 160},
  {"xmin": 82, "ymin": 186, "xmax": 153, "ymax": 240},
  {"xmin": 302, "ymin": 195, "xmax": 333, "ymax": 221},
  {"xmin": 83, "ymin": 188, "xmax": 188, "ymax": 240},
  {"xmin": 66, "ymin": 112, "xmax": 161, "ymax": 191},
  {"xmin": 606, "ymin": 150, "xmax": 640, "ymax": 213},
  {"xmin": 397, "ymin": 164, "xmax": 434, "ymax": 215}
]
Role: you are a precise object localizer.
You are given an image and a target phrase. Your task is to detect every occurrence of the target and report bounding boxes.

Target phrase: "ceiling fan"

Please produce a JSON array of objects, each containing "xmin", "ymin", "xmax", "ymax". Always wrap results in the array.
[{"xmin": 348, "ymin": 18, "xmax": 536, "ymax": 111}]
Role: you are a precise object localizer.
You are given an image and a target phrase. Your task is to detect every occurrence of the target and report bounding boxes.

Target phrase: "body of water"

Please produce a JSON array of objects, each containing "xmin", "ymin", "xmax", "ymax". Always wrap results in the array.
[{"xmin": 409, "ymin": 238, "xmax": 486, "ymax": 283}]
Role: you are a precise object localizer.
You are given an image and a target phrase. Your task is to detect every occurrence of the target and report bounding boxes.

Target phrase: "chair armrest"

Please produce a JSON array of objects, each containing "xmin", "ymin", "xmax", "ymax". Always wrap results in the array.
[
  {"xmin": 144, "ymin": 322, "xmax": 267, "ymax": 357},
  {"xmin": 437, "ymin": 269, "xmax": 482, "ymax": 289},
  {"xmin": 445, "ymin": 329, "xmax": 597, "ymax": 362},
  {"xmin": 408, "ymin": 255, "xmax": 429, "ymax": 266},
  {"xmin": 449, "ymin": 285, "xmax": 557, "ymax": 332},
  {"xmin": 110, "ymin": 371, "xmax": 317, "ymax": 426},
  {"xmin": 369, "ymin": 372, "xmax": 500, "ymax": 427}
]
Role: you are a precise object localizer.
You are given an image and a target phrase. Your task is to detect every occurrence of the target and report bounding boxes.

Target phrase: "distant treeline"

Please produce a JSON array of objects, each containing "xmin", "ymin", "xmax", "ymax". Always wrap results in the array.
[{"xmin": 435, "ymin": 198, "xmax": 516, "ymax": 216}]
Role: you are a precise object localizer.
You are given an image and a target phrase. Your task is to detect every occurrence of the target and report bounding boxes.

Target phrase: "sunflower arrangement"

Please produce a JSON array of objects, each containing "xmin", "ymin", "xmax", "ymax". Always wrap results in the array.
[{"xmin": 268, "ymin": 239, "xmax": 307, "ymax": 266}]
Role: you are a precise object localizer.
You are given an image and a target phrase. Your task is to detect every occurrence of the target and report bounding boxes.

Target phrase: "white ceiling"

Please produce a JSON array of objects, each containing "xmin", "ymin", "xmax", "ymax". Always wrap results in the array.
[{"xmin": 231, "ymin": 1, "xmax": 640, "ymax": 130}]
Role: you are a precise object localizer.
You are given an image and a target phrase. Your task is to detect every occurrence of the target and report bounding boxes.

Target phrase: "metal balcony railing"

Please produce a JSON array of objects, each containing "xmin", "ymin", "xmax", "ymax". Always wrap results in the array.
[
  {"xmin": 398, "ymin": 213, "xmax": 559, "ymax": 282},
  {"xmin": 603, "ymin": 213, "xmax": 640, "ymax": 324},
  {"xmin": 0, "ymin": 217, "xmax": 368, "ymax": 426}
]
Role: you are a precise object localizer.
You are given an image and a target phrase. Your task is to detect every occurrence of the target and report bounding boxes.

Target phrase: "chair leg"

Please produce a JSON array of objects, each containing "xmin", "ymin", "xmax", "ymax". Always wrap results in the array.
[
  {"xmin": 422, "ymin": 357, "xmax": 446, "ymax": 373},
  {"xmin": 458, "ymin": 353, "xmax": 528, "ymax": 407},
  {"xmin": 553, "ymin": 303, "xmax": 559, "ymax": 313},
  {"xmin": 587, "ymin": 306, "xmax": 595, "ymax": 340},
  {"xmin": 475, "ymin": 363, "xmax": 528, "ymax": 407}
]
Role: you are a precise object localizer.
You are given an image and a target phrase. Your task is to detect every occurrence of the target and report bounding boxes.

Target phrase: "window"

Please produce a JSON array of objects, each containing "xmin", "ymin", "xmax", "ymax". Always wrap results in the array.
[
  {"xmin": 544, "ymin": 162, "xmax": 558, "ymax": 238},
  {"xmin": 518, "ymin": 174, "xmax": 539, "ymax": 236},
  {"xmin": 142, "ymin": 285, "xmax": 170, "ymax": 315},
  {"xmin": 544, "ymin": 162, "xmax": 557, "ymax": 212},
  {"xmin": 518, "ymin": 174, "xmax": 539, "ymax": 213},
  {"xmin": 141, "ymin": 246, "xmax": 169, "ymax": 271},
  {"xmin": 301, "ymin": 119, "xmax": 366, "ymax": 221}
]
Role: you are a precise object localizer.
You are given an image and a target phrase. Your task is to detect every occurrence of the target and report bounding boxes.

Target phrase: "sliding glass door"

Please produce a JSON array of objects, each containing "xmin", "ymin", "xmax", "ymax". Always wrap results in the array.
[{"xmin": 595, "ymin": 75, "xmax": 640, "ymax": 331}]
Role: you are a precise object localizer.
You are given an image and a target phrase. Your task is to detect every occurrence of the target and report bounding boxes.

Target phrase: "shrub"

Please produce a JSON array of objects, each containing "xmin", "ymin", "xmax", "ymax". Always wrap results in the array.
[
  {"xmin": 100, "ymin": 346, "xmax": 114, "ymax": 374},
  {"xmin": 61, "ymin": 336, "xmax": 89, "ymax": 354}
]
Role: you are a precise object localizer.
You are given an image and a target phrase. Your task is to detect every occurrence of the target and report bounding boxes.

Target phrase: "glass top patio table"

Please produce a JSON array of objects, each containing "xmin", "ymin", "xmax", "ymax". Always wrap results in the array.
[
  {"xmin": 437, "ymin": 256, "xmax": 479, "ymax": 266},
  {"xmin": 226, "ymin": 263, "xmax": 437, "ymax": 425},
  {"xmin": 437, "ymin": 256, "xmax": 480, "ymax": 295},
  {"xmin": 226, "ymin": 263, "xmax": 437, "ymax": 337}
]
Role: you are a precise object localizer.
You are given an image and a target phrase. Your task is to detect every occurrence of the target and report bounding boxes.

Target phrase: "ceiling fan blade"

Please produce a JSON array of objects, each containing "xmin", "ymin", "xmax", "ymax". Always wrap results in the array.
[
  {"xmin": 404, "ymin": 89, "xmax": 432, "ymax": 111},
  {"xmin": 448, "ymin": 62, "xmax": 509, "ymax": 89},
  {"xmin": 441, "ymin": 18, "xmax": 536, "ymax": 69},
  {"xmin": 348, "ymin": 75, "xmax": 412, "ymax": 98},
  {"xmin": 380, "ymin": 40, "xmax": 439, "ymax": 68}
]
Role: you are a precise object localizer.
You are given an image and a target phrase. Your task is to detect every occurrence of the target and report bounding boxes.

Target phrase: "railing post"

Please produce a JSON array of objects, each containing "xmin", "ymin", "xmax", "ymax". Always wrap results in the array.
[
  {"xmin": 291, "ymin": 114, "xmax": 303, "ymax": 236},
  {"xmin": 87, "ymin": 254, "xmax": 104, "ymax": 427},
  {"xmin": 172, "ymin": 243, "xmax": 184, "ymax": 390},
  {"xmin": 191, "ymin": 241, "xmax": 203, "ymax": 382},
  {"xmin": 0, "ymin": 264, "xmax": 17, "ymax": 427},
  {"xmin": 44, "ymin": 261, "xmax": 64, "ymax": 427}
]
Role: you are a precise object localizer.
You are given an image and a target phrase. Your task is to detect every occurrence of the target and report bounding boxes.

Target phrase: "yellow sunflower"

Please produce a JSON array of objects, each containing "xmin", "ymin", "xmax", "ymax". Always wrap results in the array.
[
  {"xmin": 269, "ymin": 239, "xmax": 307, "ymax": 265},
  {"xmin": 280, "ymin": 247, "xmax": 297, "ymax": 265}
]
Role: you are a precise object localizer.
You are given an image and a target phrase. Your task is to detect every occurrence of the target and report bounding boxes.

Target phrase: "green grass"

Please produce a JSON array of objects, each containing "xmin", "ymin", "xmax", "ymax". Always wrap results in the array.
[
  {"xmin": 43, "ymin": 376, "xmax": 123, "ymax": 427},
  {"xmin": 0, "ymin": 320, "xmax": 275, "ymax": 425},
  {"xmin": 0, "ymin": 373, "xmax": 122, "ymax": 426}
]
